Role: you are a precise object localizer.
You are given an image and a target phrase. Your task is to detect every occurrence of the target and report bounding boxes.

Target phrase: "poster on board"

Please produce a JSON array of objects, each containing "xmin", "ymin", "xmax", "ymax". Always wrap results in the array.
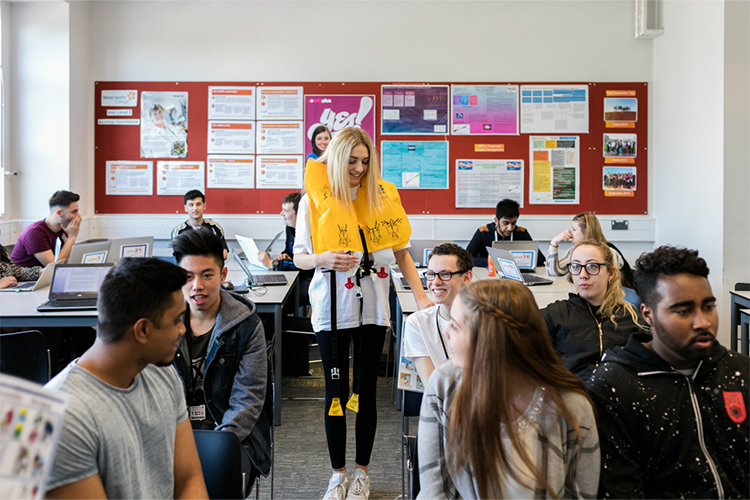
[
  {"xmin": 157, "ymin": 161, "xmax": 204, "ymax": 195},
  {"xmin": 207, "ymin": 155, "xmax": 255, "ymax": 189},
  {"xmin": 381, "ymin": 85, "xmax": 449, "ymax": 135},
  {"xmin": 520, "ymin": 85, "xmax": 588, "ymax": 134},
  {"xmin": 256, "ymin": 155, "xmax": 303, "ymax": 189},
  {"xmin": 603, "ymin": 166, "xmax": 636, "ymax": 197},
  {"xmin": 304, "ymin": 95, "xmax": 376, "ymax": 157},
  {"xmin": 603, "ymin": 133, "xmax": 637, "ymax": 163},
  {"xmin": 140, "ymin": 92, "xmax": 188, "ymax": 158},
  {"xmin": 529, "ymin": 136, "xmax": 580, "ymax": 204},
  {"xmin": 256, "ymin": 87, "xmax": 304, "ymax": 120},
  {"xmin": 451, "ymin": 85, "xmax": 519, "ymax": 135},
  {"xmin": 256, "ymin": 121, "xmax": 304, "ymax": 154},
  {"xmin": 455, "ymin": 159, "xmax": 523, "ymax": 208},
  {"xmin": 381, "ymin": 141, "xmax": 449, "ymax": 189},
  {"xmin": 208, "ymin": 86, "xmax": 256, "ymax": 120},
  {"xmin": 207, "ymin": 121, "xmax": 255, "ymax": 154},
  {"xmin": 106, "ymin": 161, "xmax": 153, "ymax": 195}
]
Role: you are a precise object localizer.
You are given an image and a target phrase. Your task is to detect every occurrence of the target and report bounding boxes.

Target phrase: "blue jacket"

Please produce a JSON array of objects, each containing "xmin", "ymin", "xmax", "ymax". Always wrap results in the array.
[{"xmin": 174, "ymin": 289, "xmax": 271, "ymax": 475}]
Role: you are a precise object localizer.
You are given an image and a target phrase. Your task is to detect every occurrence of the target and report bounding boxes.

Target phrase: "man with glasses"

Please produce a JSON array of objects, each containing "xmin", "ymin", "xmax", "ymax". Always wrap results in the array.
[{"xmin": 403, "ymin": 243, "xmax": 473, "ymax": 384}]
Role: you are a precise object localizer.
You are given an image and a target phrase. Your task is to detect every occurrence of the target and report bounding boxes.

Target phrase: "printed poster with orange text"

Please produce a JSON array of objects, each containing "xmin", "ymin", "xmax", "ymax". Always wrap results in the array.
[{"xmin": 529, "ymin": 136, "xmax": 580, "ymax": 204}]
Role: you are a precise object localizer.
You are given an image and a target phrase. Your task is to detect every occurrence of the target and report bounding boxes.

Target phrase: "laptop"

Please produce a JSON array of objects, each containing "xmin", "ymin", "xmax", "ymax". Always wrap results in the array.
[
  {"xmin": 487, "ymin": 247, "xmax": 554, "ymax": 287},
  {"xmin": 36, "ymin": 263, "xmax": 114, "ymax": 311},
  {"xmin": 232, "ymin": 249, "xmax": 287, "ymax": 286},
  {"xmin": 400, "ymin": 276, "xmax": 428, "ymax": 290},
  {"xmin": 491, "ymin": 241, "xmax": 540, "ymax": 272},
  {"xmin": 0, "ymin": 261, "xmax": 59, "ymax": 292},
  {"xmin": 69, "ymin": 240, "xmax": 111, "ymax": 264},
  {"xmin": 106, "ymin": 236, "xmax": 154, "ymax": 263},
  {"xmin": 406, "ymin": 240, "xmax": 454, "ymax": 267},
  {"xmin": 235, "ymin": 234, "xmax": 272, "ymax": 270}
]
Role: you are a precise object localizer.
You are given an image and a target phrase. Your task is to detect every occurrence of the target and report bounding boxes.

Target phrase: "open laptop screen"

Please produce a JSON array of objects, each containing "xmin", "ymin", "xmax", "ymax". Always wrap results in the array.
[{"xmin": 48, "ymin": 264, "xmax": 113, "ymax": 298}]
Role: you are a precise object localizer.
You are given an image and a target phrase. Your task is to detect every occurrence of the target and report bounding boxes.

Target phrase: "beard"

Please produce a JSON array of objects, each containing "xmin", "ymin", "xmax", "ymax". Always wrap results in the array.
[{"xmin": 652, "ymin": 314, "xmax": 716, "ymax": 364}]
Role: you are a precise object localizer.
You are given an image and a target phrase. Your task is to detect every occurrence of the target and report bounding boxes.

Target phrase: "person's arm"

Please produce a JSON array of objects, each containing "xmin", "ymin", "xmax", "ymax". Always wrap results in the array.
[
  {"xmin": 465, "ymin": 227, "xmax": 489, "ymax": 268},
  {"xmin": 46, "ymin": 473, "xmax": 108, "ymax": 499},
  {"xmin": 257, "ymin": 250, "xmax": 274, "ymax": 269},
  {"xmin": 546, "ymin": 244, "xmax": 572, "ymax": 277},
  {"xmin": 417, "ymin": 374, "xmax": 455, "ymax": 499},
  {"xmin": 173, "ymin": 419, "xmax": 209, "ymax": 499},
  {"xmin": 394, "ymin": 248, "xmax": 433, "ymax": 311},
  {"xmin": 412, "ymin": 357, "xmax": 436, "ymax": 384},
  {"xmin": 566, "ymin": 397, "xmax": 600, "ymax": 499}
]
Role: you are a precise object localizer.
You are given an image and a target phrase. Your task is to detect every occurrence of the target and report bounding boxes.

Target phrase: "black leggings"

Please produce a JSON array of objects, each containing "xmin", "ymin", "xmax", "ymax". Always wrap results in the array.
[{"xmin": 315, "ymin": 324, "xmax": 386, "ymax": 470}]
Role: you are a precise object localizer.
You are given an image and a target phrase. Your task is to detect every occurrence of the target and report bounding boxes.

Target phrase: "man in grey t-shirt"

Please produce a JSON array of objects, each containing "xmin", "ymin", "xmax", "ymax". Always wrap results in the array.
[{"xmin": 45, "ymin": 258, "xmax": 208, "ymax": 499}]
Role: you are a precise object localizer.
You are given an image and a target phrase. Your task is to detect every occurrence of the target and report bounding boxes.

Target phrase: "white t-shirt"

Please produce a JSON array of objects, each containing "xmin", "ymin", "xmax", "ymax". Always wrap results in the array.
[
  {"xmin": 403, "ymin": 304, "xmax": 450, "ymax": 368},
  {"xmin": 294, "ymin": 189, "xmax": 407, "ymax": 332}
]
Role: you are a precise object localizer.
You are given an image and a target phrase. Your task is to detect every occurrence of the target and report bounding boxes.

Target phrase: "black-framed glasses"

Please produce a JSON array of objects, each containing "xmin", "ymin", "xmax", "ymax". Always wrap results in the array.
[
  {"xmin": 567, "ymin": 262, "xmax": 612, "ymax": 276},
  {"xmin": 423, "ymin": 270, "xmax": 466, "ymax": 282}
]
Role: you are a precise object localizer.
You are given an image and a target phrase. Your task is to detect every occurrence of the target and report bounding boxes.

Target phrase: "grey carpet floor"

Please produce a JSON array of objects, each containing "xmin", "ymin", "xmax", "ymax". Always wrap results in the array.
[{"xmin": 256, "ymin": 371, "xmax": 408, "ymax": 500}]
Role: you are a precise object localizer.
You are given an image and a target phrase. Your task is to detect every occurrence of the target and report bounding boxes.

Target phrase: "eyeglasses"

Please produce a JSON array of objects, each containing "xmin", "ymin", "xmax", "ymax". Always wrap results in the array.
[
  {"xmin": 423, "ymin": 270, "xmax": 466, "ymax": 282},
  {"xmin": 567, "ymin": 262, "xmax": 612, "ymax": 276}
]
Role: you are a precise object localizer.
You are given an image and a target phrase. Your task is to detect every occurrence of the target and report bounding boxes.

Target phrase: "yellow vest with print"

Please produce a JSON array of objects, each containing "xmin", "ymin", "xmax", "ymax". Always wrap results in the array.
[{"xmin": 305, "ymin": 159, "xmax": 411, "ymax": 253}]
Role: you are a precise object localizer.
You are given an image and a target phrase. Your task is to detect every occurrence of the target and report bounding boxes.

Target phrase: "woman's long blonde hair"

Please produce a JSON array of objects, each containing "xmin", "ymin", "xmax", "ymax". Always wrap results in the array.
[
  {"xmin": 572, "ymin": 212, "xmax": 608, "ymax": 242},
  {"xmin": 317, "ymin": 127, "xmax": 383, "ymax": 213},
  {"xmin": 568, "ymin": 239, "xmax": 641, "ymax": 326},
  {"xmin": 448, "ymin": 279, "xmax": 591, "ymax": 499}
]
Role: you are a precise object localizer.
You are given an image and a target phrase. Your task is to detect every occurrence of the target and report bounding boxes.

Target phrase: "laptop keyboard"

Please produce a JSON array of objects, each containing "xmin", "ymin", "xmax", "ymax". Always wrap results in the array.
[
  {"xmin": 38, "ymin": 299, "xmax": 98, "ymax": 309},
  {"xmin": 251, "ymin": 274, "xmax": 287, "ymax": 285},
  {"xmin": 400, "ymin": 277, "xmax": 428, "ymax": 290},
  {"xmin": 522, "ymin": 274, "xmax": 551, "ymax": 284}
]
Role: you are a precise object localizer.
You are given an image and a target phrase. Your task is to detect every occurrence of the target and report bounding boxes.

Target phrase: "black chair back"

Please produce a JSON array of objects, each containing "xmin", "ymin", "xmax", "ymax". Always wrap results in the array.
[
  {"xmin": 193, "ymin": 430, "xmax": 244, "ymax": 499},
  {"xmin": 0, "ymin": 330, "xmax": 50, "ymax": 384}
]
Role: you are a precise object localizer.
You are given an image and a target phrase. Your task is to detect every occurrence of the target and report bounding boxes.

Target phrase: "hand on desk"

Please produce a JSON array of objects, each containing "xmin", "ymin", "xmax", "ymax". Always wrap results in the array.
[{"xmin": 0, "ymin": 276, "xmax": 18, "ymax": 289}]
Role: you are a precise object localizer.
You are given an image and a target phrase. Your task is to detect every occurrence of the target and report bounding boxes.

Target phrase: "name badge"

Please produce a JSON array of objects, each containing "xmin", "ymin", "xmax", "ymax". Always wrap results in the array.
[{"xmin": 189, "ymin": 405, "xmax": 206, "ymax": 421}]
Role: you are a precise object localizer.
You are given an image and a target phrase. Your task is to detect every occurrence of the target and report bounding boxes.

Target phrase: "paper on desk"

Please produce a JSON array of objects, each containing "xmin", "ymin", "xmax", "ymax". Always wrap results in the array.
[{"xmin": 235, "ymin": 235, "xmax": 269, "ymax": 270}]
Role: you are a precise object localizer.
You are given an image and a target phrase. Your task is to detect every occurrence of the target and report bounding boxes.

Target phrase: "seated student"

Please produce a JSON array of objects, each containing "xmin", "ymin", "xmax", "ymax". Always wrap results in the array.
[
  {"xmin": 0, "ymin": 245, "xmax": 41, "ymax": 288},
  {"xmin": 11, "ymin": 190, "xmax": 82, "ymax": 267},
  {"xmin": 419, "ymin": 279, "xmax": 599, "ymax": 499},
  {"xmin": 172, "ymin": 189, "xmax": 228, "ymax": 259},
  {"xmin": 542, "ymin": 239, "xmax": 646, "ymax": 381},
  {"xmin": 547, "ymin": 212, "xmax": 634, "ymax": 287},
  {"xmin": 403, "ymin": 243, "xmax": 472, "ymax": 384},
  {"xmin": 45, "ymin": 258, "xmax": 208, "ymax": 499},
  {"xmin": 465, "ymin": 198, "xmax": 545, "ymax": 268},
  {"xmin": 171, "ymin": 228, "xmax": 272, "ymax": 487},
  {"xmin": 257, "ymin": 192, "xmax": 314, "ymax": 305},
  {"xmin": 587, "ymin": 246, "xmax": 749, "ymax": 499}
]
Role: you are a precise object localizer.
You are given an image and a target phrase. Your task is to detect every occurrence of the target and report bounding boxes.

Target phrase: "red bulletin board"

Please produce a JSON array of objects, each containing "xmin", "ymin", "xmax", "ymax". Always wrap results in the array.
[{"xmin": 94, "ymin": 81, "xmax": 648, "ymax": 215}]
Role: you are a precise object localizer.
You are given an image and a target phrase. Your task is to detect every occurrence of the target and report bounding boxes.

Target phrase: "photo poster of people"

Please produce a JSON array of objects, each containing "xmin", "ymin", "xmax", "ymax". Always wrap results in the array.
[
  {"xmin": 140, "ymin": 92, "xmax": 188, "ymax": 159},
  {"xmin": 603, "ymin": 166, "xmax": 636, "ymax": 196}
]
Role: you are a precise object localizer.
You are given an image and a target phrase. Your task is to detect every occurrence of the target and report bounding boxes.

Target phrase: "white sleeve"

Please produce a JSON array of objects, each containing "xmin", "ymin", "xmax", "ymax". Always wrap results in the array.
[
  {"xmin": 293, "ymin": 195, "xmax": 314, "ymax": 256},
  {"xmin": 403, "ymin": 312, "xmax": 429, "ymax": 360}
]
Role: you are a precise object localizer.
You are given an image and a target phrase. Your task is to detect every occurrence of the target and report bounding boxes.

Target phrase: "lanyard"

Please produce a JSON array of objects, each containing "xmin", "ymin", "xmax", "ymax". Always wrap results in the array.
[{"xmin": 435, "ymin": 307, "xmax": 450, "ymax": 359}]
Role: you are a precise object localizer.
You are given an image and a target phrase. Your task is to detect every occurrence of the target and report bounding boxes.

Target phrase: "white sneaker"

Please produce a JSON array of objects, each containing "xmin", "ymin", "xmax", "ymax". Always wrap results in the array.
[
  {"xmin": 323, "ymin": 472, "xmax": 349, "ymax": 500},
  {"xmin": 346, "ymin": 469, "xmax": 370, "ymax": 500}
]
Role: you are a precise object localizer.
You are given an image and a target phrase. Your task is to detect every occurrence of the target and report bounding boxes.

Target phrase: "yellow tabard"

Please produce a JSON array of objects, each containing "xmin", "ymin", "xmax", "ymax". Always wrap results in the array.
[{"xmin": 305, "ymin": 159, "xmax": 411, "ymax": 253}]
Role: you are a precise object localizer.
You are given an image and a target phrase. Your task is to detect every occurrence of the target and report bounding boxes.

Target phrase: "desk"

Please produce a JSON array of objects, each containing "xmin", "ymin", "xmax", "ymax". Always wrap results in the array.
[
  {"xmin": 739, "ymin": 309, "xmax": 750, "ymax": 356},
  {"xmin": 729, "ymin": 290, "xmax": 750, "ymax": 353},
  {"xmin": 0, "ymin": 270, "xmax": 299, "ymax": 427}
]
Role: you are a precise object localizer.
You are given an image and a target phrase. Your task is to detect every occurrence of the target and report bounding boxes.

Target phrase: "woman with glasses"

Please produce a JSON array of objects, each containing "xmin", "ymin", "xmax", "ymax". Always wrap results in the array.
[
  {"xmin": 546, "ymin": 212, "xmax": 634, "ymax": 288},
  {"xmin": 541, "ymin": 239, "xmax": 646, "ymax": 381},
  {"xmin": 419, "ymin": 279, "xmax": 600, "ymax": 499}
]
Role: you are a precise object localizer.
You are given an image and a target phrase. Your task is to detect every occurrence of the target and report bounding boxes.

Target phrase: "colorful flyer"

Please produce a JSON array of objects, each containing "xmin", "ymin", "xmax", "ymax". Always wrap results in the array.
[
  {"xmin": 101, "ymin": 89, "xmax": 137, "ymax": 107},
  {"xmin": 207, "ymin": 86, "xmax": 256, "ymax": 120},
  {"xmin": 451, "ymin": 85, "xmax": 519, "ymax": 135},
  {"xmin": 105, "ymin": 161, "xmax": 153, "ymax": 196},
  {"xmin": 520, "ymin": 85, "xmax": 589, "ymax": 134},
  {"xmin": 304, "ymin": 95, "xmax": 376, "ymax": 157},
  {"xmin": 381, "ymin": 141, "xmax": 449, "ymax": 189},
  {"xmin": 529, "ymin": 136, "xmax": 580, "ymax": 204},
  {"xmin": 82, "ymin": 251, "xmax": 107, "ymax": 264},
  {"xmin": 256, "ymin": 155, "xmax": 303, "ymax": 189},
  {"xmin": 256, "ymin": 87, "xmax": 304, "ymax": 120},
  {"xmin": 603, "ymin": 166, "xmax": 637, "ymax": 197},
  {"xmin": 140, "ymin": 91, "xmax": 188, "ymax": 158},
  {"xmin": 397, "ymin": 334, "xmax": 424, "ymax": 393},
  {"xmin": 207, "ymin": 155, "xmax": 255, "ymax": 189},
  {"xmin": 381, "ymin": 85, "xmax": 450, "ymax": 135},
  {"xmin": 455, "ymin": 159, "xmax": 524, "ymax": 208},
  {"xmin": 156, "ymin": 161, "xmax": 204, "ymax": 195},
  {"xmin": 207, "ymin": 121, "xmax": 255, "ymax": 154},
  {"xmin": 256, "ymin": 121, "xmax": 304, "ymax": 154}
]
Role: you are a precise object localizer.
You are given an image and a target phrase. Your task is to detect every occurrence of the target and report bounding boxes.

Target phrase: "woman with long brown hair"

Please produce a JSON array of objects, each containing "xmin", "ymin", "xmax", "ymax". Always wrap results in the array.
[{"xmin": 418, "ymin": 279, "xmax": 600, "ymax": 499}]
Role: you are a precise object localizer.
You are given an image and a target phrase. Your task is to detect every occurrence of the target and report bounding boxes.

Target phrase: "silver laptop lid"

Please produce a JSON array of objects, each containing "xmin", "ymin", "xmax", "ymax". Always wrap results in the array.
[
  {"xmin": 486, "ymin": 247, "xmax": 524, "ymax": 283},
  {"xmin": 106, "ymin": 237, "xmax": 154, "ymax": 263},
  {"xmin": 69, "ymin": 240, "xmax": 111, "ymax": 264},
  {"xmin": 232, "ymin": 249, "xmax": 254, "ymax": 280},
  {"xmin": 407, "ymin": 240, "xmax": 454, "ymax": 267},
  {"xmin": 47, "ymin": 264, "xmax": 114, "ymax": 300},
  {"xmin": 491, "ymin": 241, "xmax": 538, "ymax": 270}
]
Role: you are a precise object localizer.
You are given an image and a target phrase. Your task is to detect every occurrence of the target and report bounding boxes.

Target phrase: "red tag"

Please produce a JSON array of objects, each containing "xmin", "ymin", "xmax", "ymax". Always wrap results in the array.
[
  {"xmin": 345, "ymin": 277, "xmax": 354, "ymax": 290},
  {"xmin": 723, "ymin": 392, "xmax": 746, "ymax": 424},
  {"xmin": 376, "ymin": 267, "xmax": 388, "ymax": 279}
]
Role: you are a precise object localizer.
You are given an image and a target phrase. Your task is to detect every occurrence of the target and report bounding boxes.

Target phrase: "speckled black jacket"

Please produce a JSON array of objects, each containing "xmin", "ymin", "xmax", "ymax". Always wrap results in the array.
[{"xmin": 587, "ymin": 332, "xmax": 749, "ymax": 499}]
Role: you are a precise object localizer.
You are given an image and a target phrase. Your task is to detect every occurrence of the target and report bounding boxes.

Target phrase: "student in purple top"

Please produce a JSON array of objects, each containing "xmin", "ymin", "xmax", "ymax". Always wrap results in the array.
[{"xmin": 11, "ymin": 190, "xmax": 82, "ymax": 267}]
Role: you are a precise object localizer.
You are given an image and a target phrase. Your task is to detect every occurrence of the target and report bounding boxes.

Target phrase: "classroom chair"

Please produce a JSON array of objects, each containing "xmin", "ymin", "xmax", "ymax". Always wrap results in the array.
[
  {"xmin": 401, "ymin": 390, "xmax": 423, "ymax": 500},
  {"xmin": 194, "ymin": 430, "xmax": 246, "ymax": 499},
  {"xmin": 622, "ymin": 287, "xmax": 642, "ymax": 309},
  {"xmin": 0, "ymin": 330, "xmax": 51, "ymax": 384}
]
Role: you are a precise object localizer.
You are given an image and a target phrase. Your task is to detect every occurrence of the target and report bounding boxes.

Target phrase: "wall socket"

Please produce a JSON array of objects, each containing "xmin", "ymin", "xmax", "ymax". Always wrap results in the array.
[{"xmin": 611, "ymin": 220, "xmax": 629, "ymax": 231}]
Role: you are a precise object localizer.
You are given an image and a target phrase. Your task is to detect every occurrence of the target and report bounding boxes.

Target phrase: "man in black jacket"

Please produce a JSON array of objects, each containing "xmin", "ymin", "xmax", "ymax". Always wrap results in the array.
[{"xmin": 587, "ymin": 245, "xmax": 749, "ymax": 499}]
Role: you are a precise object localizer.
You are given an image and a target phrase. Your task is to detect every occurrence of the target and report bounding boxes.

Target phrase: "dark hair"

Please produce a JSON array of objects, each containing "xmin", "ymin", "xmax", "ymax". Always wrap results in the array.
[
  {"xmin": 171, "ymin": 227, "xmax": 225, "ymax": 269},
  {"xmin": 183, "ymin": 190, "xmax": 205, "ymax": 205},
  {"xmin": 495, "ymin": 199, "xmax": 520, "ymax": 220},
  {"xmin": 310, "ymin": 125, "xmax": 331, "ymax": 157},
  {"xmin": 48, "ymin": 190, "xmax": 80, "ymax": 210},
  {"xmin": 428, "ymin": 243, "xmax": 473, "ymax": 273},
  {"xmin": 97, "ymin": 258, "xmax": 187, "ymax": 343},
  {"xmin": 282, "ymin": 192, "xmax": 303, "ymax": 214},
  {"xmin": 634, "ymin": 245, "xmax": 710, "ymax": 309},
  {"xmin": 149, "ymin": 104, "xmax": 164, "ymax": 116}
]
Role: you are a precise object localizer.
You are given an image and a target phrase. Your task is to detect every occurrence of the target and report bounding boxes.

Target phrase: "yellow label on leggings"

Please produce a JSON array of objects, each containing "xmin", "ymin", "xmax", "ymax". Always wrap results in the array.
[
  {"xmin": 329, "ymin": 397, "xmax": 344, "ymax": 417},
  {"xmin": 346, "ymin": 393, "xmax": 360, "ymax": 413}
]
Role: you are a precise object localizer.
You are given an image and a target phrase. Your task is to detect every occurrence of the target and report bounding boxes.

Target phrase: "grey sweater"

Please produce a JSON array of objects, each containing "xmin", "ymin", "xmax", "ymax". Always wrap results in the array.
[{"xmin": 418, "ymin": 362, "xmax": 600, "ymax": 499}]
